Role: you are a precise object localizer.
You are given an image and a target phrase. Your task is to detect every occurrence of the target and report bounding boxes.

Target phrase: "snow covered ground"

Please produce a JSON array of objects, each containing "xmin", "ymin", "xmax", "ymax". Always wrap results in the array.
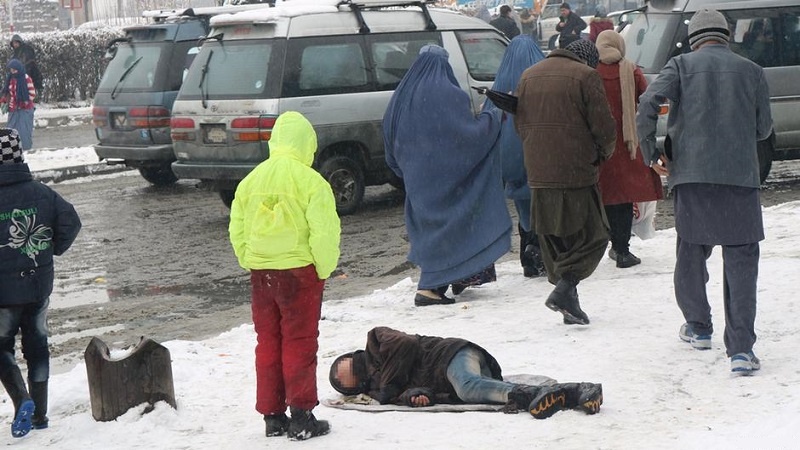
[{"xmin": 1, "ymin": 189, "xmax": 798, "ymax": 447}]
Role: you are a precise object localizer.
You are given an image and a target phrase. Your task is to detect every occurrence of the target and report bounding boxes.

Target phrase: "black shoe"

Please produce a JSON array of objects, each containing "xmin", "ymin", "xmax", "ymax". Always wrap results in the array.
[
  {"xmin": 616, "ymin": 251, "xmax": 641, "ymax": 268},
  {"xmin": 608, "ymin": 248, "xmax": 617, "ymax": 261},
  {"xmin": 528, "ymin": 386, "xmax": 569, "ymax": 419},
  {"xmin": 29, "ymin": 381, "xmax": 48, "ymax": 430},
  {"xmin": 414, "ymin": 293, "xmax": 456, "ymax": 307},
  {"xmin": 264, "ymin": 413, "xmax": 288, "ymax": 437},
  {"xmin": 288, "ymin": 407, "xmax": 330, "ymax": 441},
  {"xmin": 522, "ymin": 244, "xmax": 546, "ymax": 278},
  {"xmin": 561, "ymin": 383, "xmax": 603, "ymax": 415},
  {"xmin": 504, "ymin": 385, "xmax": 541, "ymax": 413},
  {"xmin": 451, "ymin": 282, "xmax": 467, "ymax": 295},
  {"xmin": 545, "ymin": 280, "xmax": 589, "ymax": 325}
]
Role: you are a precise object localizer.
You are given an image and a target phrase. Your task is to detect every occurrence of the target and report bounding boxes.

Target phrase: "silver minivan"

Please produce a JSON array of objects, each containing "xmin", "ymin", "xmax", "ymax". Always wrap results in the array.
[
  {"xmin": 624, "ymin": 0, "xmax": 800, "ymax": 183},
  {"xmin": 170, "ymin": 0, "xmax": 508, "ymax": 214}
]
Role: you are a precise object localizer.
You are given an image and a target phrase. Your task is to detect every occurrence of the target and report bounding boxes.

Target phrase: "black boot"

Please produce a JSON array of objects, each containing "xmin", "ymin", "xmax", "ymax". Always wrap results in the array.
[
  {"xmin": 545, "ymin": 277, "xmax": 589, "ymax": 325},
  {"xmin": 560, "ymin": 382, "xmax": 603, "ymax": 414},
  {"xmin": 287, "ymin": 407, "xmax": 330, "ymax": 441},
  {"xmin": 29, "ymin": 380, "xmax": 49, "ymax": 430},
  {"xmin": 0, "ymin": 367, "xmax": 34, "ymax": 438},
  {"xmin": 504, "ymin": 384, "xmax": 568, "ymax": 419},
  {"xmin": 519, "ymin": 225, "xmax": 546, "ymax": 278},
  {"xmin": 263, "ymin": 412, "xmax": 288, "ymax": 437}
]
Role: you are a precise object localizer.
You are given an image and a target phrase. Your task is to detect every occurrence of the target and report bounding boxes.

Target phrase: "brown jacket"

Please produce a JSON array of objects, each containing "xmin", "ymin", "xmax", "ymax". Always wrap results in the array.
[
  {"xmin": 363, "ymin": 327, "xmax": 502, "ymax": 404},
  {"xmin": 515, "ymin": 49, "xmax": 616, "ymax": 189}
]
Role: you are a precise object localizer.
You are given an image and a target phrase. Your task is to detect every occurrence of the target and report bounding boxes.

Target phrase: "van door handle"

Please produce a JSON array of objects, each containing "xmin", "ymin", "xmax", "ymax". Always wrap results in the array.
[{"xmin": 301, "ymin": 100, "xmax": 321, "ymax": 107}]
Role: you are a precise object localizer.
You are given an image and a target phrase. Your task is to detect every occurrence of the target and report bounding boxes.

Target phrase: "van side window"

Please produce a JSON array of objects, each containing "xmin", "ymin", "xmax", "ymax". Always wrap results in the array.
[
  {"xmin": 299, "ymin": 43, "xmax": 367, "ymax": 90},
  {"xmin": 368, "ymin": 33, "xmax": 441, "ymax": 90},
  {"xmin": 456, "ymin": 31, "xmax": 507, "ymax": 82},
  {"xmin": 729, "ymin": 8, "xmax": 800, "ymax": 68}
]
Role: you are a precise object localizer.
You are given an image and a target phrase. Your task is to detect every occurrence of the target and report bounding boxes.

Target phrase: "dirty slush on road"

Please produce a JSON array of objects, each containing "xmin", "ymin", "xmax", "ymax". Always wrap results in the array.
[{"xmin": 43, "ymin": 162, "xmax": 800, "ymax": 371}]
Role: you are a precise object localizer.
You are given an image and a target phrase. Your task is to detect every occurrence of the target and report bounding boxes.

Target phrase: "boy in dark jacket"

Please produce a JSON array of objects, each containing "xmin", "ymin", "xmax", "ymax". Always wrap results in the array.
[
  {"xmin": 330, "ymin": 326, "xmax": 603, "ymax": 419},
  {"xmin": 0, "ymin": 128, "xmax": 81, "ymax": 438}
]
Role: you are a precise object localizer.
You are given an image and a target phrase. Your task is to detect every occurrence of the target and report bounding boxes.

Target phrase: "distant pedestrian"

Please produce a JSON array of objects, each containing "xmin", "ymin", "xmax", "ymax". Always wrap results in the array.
[
  {"xmin": 588, "ymin": 5, "xmax": 614, "ymax": 43},
  {"xmin": 556, "ymin": 3, "xmax": 587, "ymax": 48},
  {"xmin": 229, "ymin": 111, "xmax": 341, "ymax": 440},
  {"xmin": 9, "ymin": 35, "xmax": 42, "ymax": 93},
  {"xmin": 595, "ymin": 30, "xmax": 664, "ymax": 268},
  {"xmin": 0, "ymin": 128, "xmax": 82, "ymax": 438},
  {"xmin": 490, "ymin": 5, "xmax": 521, "ymax": 39},
  {"xmin": 482, "ymin": 35, "xmax": 547, "ymax": 278},
  {"xmin": 515, "ymin": 39, "xmax": 616, "ymax": 325},
  {"xmin": 1, "ymin": 59, "xmax": 36, "ymax": 151},
  {"xmin": 636, "ymin": 9, "xmax": 773, "ymax": 375},
  {"xmin": 383, "ymin": 45, "xmax": 511, "ymax": 307}
]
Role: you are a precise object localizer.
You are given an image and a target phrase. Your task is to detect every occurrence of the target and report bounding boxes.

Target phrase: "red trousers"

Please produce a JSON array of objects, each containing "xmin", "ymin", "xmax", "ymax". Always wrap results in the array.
[{"xmin": 250, "ymin": 265, "xmax": 323, "ymax": 414}]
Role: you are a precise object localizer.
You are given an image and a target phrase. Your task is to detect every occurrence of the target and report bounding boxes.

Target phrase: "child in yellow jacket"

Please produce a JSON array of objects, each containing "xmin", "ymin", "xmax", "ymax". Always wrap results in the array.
[{"xmin": 229, "ymin": 111, "xmax": 340, "ymax": 441}]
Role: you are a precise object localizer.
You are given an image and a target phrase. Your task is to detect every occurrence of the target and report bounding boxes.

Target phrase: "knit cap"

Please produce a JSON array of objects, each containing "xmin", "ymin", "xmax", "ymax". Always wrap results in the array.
[
  {"xmin": 0, "ymin": 128, "xmax": 24, "ymax": 164},
  {"xmin": 688, "ymin": 9, "xmax": 730, "ymax": 49},
  {"xmin": 565, "ymin": 39, "xmax": 600, "ymax": 68}
]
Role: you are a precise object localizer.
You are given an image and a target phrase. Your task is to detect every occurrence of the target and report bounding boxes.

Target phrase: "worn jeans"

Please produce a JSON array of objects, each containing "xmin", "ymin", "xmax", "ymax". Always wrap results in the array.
[
  {"xmin": 445, "ymin": 347, "xmax": 515, "ymax": 404},
  {"xmin": 0, "ymin": 298, "xmax": 50, "ymax": 382}
]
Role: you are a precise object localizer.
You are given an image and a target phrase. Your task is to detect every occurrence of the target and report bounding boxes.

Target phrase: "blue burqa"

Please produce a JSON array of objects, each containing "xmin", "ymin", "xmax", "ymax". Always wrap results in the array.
[
  {"xmin": 384, "ymin": 45, "xmax": 511, "ymax": 289},
  {"xmin": 482, "ymin": 35, "xmax": 545, "ymax": 232}
]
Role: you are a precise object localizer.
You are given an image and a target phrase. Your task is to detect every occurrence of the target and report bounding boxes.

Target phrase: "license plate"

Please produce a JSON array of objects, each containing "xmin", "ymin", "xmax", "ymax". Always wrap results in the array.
[{"xmin": 204, "ymin": 125, "xmax": 227, "ymax": 144}]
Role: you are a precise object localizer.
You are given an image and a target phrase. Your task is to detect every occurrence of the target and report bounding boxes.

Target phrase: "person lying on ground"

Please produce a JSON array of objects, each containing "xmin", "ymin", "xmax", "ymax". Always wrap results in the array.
[{"xmin": 329, "ymin": 326, "xmax": 603, "ymax": 419}]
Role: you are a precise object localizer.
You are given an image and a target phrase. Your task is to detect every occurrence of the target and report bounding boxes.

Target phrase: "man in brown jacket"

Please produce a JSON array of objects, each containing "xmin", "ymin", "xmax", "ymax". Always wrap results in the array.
[
  {"xmin": 329, "ymin": 326, "xmax": 603, "ymax": 420},
  {"xmin": 514, "ymin": 39, "xmax": 616, "ymax": 325}
]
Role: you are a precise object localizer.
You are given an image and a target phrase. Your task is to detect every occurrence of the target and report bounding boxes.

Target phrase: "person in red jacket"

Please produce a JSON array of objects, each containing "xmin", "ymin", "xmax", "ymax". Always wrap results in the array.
[
  {"xmin": 589, "ymin": 5, "xmax": 614, "ymax": 42},
  {"xmin": 595, "ymin": 30, "xmax": 665, "ymax": 268}
]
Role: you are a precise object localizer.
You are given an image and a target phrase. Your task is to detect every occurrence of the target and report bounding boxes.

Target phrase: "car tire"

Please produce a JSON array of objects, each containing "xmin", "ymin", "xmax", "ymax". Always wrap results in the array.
[
  {"xmin": 219, "ymin": 189, "xmax": 236, "ymax": 209},
  {"xmin": 548, "ymin": 34, "xmax": 558, "ymax": 51},
  {"xmin": 757, "ymin": 134, "xmax": 774, "ymax": 185},
  {"xmin": 138, "ymin": 165, "xmax": 178, "ymax": 186},
  {"xmin": 388, "ymin": 173, "xmax": 405, "ymax": 192},
  {"xmin": 319, "ymin": 156, "xmax": 365, "ymax": 216}
]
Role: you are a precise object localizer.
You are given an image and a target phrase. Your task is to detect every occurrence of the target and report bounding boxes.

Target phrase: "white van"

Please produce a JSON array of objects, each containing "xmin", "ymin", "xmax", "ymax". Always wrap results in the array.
[
  {"xmin": 170, "ymin": 0, "xmax": 508, "ymax": 214},
  {"xmin": 624, "ymin": 0, "xmax": 800, "ymax": 182}
]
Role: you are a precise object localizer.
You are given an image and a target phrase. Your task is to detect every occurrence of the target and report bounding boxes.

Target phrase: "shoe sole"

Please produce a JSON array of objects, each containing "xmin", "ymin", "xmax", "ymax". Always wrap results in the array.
[
  {"xmin": 288, "ymin": 427, "xmax": 331, "ymax": 441},
  {"xmin": 579, "ymin": 391, "xmax": 603, "ymax": 415},
  {"xmin": 679, "ymin": 333, "xmax": 712, "ymax": 350},
  {"xmin": 12, "ymin": 399, "xmax": 35, "ymax": 438},
  {"xmin": 731, "ymin": 356, "xmax": 761, "ymax": 375},
  {"xmin": 529, "ymin": 389, "xmax": 567, "ymax": 419},
  {"xmin": 545, "ymin": 300, "xmax": 589, "ymax": 325}
]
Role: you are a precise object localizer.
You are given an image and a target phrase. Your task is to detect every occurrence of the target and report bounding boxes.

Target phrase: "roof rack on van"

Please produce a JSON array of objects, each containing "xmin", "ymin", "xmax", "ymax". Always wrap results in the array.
[
  {"xmin": 142, "ymin": 3, "xmax": 276, "ymax": 23},
  {"xmin": 341, "ymin": 0, "xmax": 437, "ymax": 34}
]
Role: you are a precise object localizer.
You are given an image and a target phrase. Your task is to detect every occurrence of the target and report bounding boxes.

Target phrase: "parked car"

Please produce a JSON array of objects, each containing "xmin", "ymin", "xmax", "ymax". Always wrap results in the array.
[
  {"xmin": 91, "ymin": 4, "xmax": 272, "ymax": 186},
  {"xmin": 624, "ymin": 0, "xmax": 800, "ymax": 183},
  {"xmin": 170, "ymin": 0, "xmax": 509, "ymax": 214}
]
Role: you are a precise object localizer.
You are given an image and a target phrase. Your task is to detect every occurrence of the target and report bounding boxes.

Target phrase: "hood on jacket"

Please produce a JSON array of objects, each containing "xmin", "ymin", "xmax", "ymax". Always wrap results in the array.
[
  {"xmin": 267, "ymin": 111, "xmax": 317, "ymax": 167},
  {"xmin": 10, "ymin": 35, "xmax": 24, "ymax": 47}
]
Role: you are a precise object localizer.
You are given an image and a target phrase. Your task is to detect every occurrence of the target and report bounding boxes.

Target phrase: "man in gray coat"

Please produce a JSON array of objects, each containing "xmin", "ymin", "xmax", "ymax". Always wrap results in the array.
[{"xmin": 636, "ymin": 9, "xmax": 773, "ymax": 375}]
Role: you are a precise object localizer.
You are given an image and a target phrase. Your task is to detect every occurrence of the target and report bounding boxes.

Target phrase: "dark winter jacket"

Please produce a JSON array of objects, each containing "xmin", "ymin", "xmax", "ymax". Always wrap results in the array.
[
  {"xmin": 490, "ymin": 15, "xmax": 521, "ymax": 39},
  {"xmin": 515, "ymin": 49, "xmax": 616, "ymax": 189},
  {"xmin": 362, "ymin": 327, "xmax": 503, "ymax": 404},
  {"xmin": 0, "ymin": 164, "xmax": 81, "ymax": 306},
  {"xmin": 556, "ymin": 12, "xmax": 587, "ymax": 47},
  {"xmin": 10, "ymin": 35, "xmax": 42, "ymax": 91}
]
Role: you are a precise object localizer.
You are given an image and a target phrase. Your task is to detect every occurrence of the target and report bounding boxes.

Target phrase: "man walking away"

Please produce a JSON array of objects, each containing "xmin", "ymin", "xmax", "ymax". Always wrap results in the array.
[{"xmin": 636, "ymin": 9, "xmax": 773, "ymax": 375}]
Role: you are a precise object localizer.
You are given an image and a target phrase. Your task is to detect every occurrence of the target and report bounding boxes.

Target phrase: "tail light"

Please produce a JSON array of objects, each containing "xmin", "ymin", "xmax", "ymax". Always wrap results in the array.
[
  {"xmin": 230, "ymin": 116, "xmax": 277, "ymax": 142},
  {"xmin": 128, "ymin": 106, "xmax": 171, "ymax": 128},
  {"xmin": 92, "ymin": 106, "xmax": 108, "ymax": 127},
  {"xmin": 170, "ymin": 117, "xmax": 196, "ymax": 141}
]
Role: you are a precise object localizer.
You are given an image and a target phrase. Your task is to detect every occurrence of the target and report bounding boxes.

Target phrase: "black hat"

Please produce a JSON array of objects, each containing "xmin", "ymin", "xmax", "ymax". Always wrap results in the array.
[
  {"xmin": 0, "ymin": 128, "xmax": 24, "ymax": 164},
  {"xmin": 329, "ymin": 350, "xmax": 368, "ymax": 395},
  {"xmin": 560, "ymin": 2, "xmax": 571, "ymax": 10}
]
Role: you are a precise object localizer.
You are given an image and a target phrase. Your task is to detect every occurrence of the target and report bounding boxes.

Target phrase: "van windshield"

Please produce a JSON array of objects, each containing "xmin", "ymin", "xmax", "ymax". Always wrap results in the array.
[
  {"xmin": 624, "ymin": 13, "xmax": 684, "ymax": 74},
  {"xmin": 97, "ymin": 43, "xmax": 166, "ymax": 92},
  {"xmin": 180, "ymin": 41, "xmax": 279, "ymax": 100}
]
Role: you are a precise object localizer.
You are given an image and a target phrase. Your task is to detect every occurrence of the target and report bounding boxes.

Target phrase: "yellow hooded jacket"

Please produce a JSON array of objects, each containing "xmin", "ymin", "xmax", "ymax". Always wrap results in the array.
[{"xmin": 228, "ymin": 111, "xmax": 341, "ymax": 279}]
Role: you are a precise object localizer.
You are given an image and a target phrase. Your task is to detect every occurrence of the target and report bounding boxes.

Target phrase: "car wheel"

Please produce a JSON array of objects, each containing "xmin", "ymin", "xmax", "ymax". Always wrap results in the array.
[
  {"xmin": 320, "ymin": 156, "xmax": 365, "ymax": 216},
  {"xmin": 757, "ymin": 134, "xmax": 774, "ymax": 185},
  {"xmin": 388, "ymin": 173, "xmax": 405, "ymax": 192},
  {"xmin": 138, "ymin": 164, "xmax": 178, "ymax": 186},
  {"xmin": 219, "ymin": 189, "xmax": 236, "ymax": 209}
]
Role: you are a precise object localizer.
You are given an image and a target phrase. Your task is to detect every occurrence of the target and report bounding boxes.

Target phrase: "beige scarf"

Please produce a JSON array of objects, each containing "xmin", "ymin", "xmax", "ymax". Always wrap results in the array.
[{"xmin": 596, "ymin": 30, "xmax": 638, "ymax": 159}]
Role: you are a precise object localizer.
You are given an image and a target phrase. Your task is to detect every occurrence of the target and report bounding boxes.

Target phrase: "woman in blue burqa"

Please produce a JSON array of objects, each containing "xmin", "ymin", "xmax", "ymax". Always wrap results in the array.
[
  {"xmin": 482, "ymin": 35, "xmax": 546, "ymax": 278},
  {"xmin": 383, "ymin": 45, "xmax": 511, "ymax": 307}
]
